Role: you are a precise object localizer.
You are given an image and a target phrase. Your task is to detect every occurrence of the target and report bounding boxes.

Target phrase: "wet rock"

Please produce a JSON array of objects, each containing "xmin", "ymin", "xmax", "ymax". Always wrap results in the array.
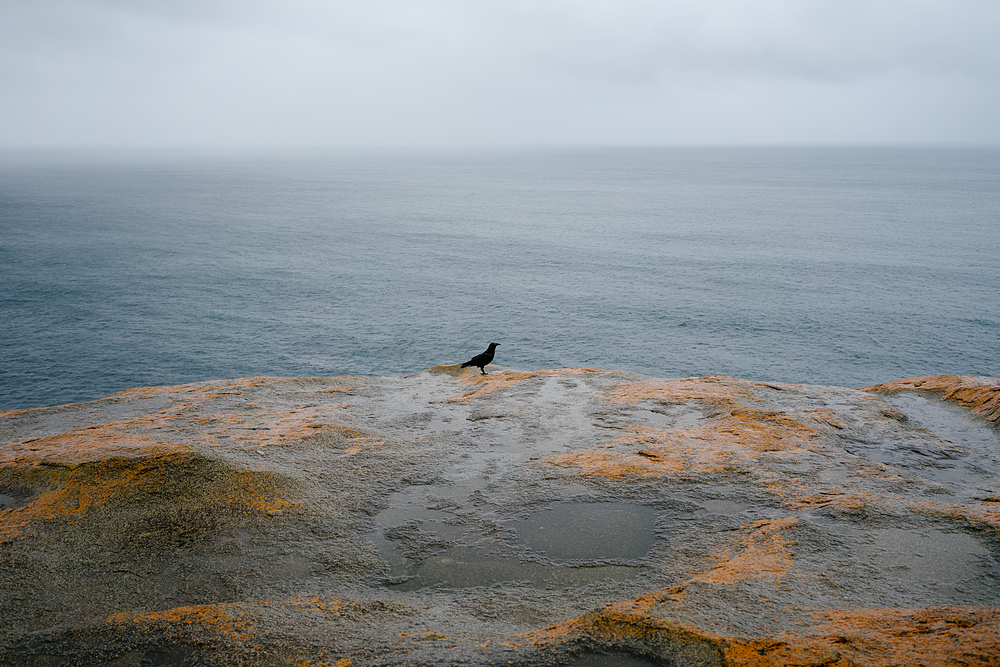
[
  {"xmin": 864, "ymin": 374, "xmax": 1000, "ymax": 424},
  {"xmin": 1, "ymin": 369, "xmax": 999, "ymax": 665}
]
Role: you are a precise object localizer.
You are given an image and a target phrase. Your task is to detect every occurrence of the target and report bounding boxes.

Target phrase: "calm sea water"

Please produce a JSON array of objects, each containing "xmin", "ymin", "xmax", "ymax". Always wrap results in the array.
[{"xmin": 1, "ymin": 148, "xmax": 998, "ymax": 411}]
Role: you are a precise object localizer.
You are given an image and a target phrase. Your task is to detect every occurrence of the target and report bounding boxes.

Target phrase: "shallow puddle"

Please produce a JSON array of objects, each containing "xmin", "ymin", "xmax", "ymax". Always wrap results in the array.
[
  {"xmin": 809, "ymin": 516, "xmax": 1000, "ymax": 604},
  {"xmin": 886, "ymin": 393, "xmax": 1000, "ymax": 454},
  {"xmin": 384, "ymin": 547, "xmax": 641, "ymax": 591},
  {"xmin": 516, "ymin": 503, "xmax": 658, "ymax": 562},
  {"xmin": 699, "ymin": 499, "xmax": 747, "ymax": 515},
  {"xmin": 0, "ymin": 486, "xmax": 31, "ymax": 509},
  {"xmin": 373, "ymin": 501, "xmax": 658, "ymax": 590},
  {"xmin": 861, "ymin": 393, "xmax": 1000, "ymax": 488},
  {"xmin": 867, "ymin": 527, "xmax": 994, "ymax": 585}
]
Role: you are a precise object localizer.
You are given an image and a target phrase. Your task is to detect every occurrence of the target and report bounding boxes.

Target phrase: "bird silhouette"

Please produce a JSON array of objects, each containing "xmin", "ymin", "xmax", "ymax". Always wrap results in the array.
[{"xmin": 461, "ymin": 343, "xmax": 500, "ymax": 375}]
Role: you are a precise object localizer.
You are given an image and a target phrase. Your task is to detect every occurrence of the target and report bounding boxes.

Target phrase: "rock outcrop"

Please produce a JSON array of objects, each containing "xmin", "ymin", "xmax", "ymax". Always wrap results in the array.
[{"xmin": 1, "ymin": 370, "xmax": 998, "ymax": 665}]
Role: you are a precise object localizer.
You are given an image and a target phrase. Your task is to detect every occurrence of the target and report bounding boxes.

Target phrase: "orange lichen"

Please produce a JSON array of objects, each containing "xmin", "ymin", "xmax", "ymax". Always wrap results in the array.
[
  {"xmin": 0, "ymin": 376, "xmax": 379, "ymax": 545},
  {"xmin": 603, "ymin": 376, "xmax": 756, "ymax": 412},
  {"xmin": 913, "ymin": 498, "xmax": 1000, "ymax": 535},
  {"xmin": 521, "ymin": 517, "xmax": 801, "ymax": 652},
  {"xmin": 694, "ymin": 518, "xmax": 797, "ymax": 585},
  {"xmin": 773, "ymin": 489, "xmax": 876, "ymax": 512},
  {"xmin": 315, "ymin": 425, "xmax": 387, "ymax": 458},
  {"xmin": 1, "ymin": 375, "xmax": 363, "ymax": 455},
  {"xmin": 545, "ymin": 406, "xmax": 815, "ymax": 482},
  {"xmin": 547, "ymin": 375, "xmax": 901, "ymax": 514},
  {"xmin": 446, "ymin": 371, "xmax": 542, "ymax": 403},
  {"xmin": 545, "ymin": 423, "xmax": 736, "ymax": 480},
  {"xmin": 3, "ymin": 403, "xmax": 331, "ymax": 463},
  {"xmin": 521, "ymin": 595, "xmax": 726, "ymax": 661},
  {"xmin": 0, "ymin": 449, "xmax": 299, "ymax": 543},
  {"xmin": 802, "ymin": 408, "xmax": 847, "ymax": 429},
  {"xmin": 726, "ymin": 606, "xmax": 1000, "ymax": 667},
  {"xmin": 717, "ymin": 409, "xmax": 816, "ymax": 453},
  {"xmin": 863, "ymin": 375, "xmax": 1000, "ymax": 423},
  {"xmin": 207, "ymin": 469, "xmax": 301, "ymax": 515},
  {"xmin": 109, "ymin": 603, "xmax": 260, "ymax": 641},
  {"xmin": 1, "ymin": 421, "xmax": 188, "ymax": 466},
  {"xmin": 1, "ymin": 451, "xmax": 192, "ymax": 542},
  {"xmin": 284, "ymin": 597, "xmax": 351, "ymax": 619},
  {"xmin": 544, "ymin": 450, "xmax": 657, "ymax": 479},
  {"xmin": 109, "ymin": 601, "xmax": 368, "ymax": 667},
  {"xmin": 446, "ymin": 368, "xmax": 603, "ymax": 403},
  {"xmin": 190, "ymin": 406, "xmax": 323, "ymax": 449},
  {"xmin": 339, "ymin": 438, "xmax": 387, "ymax": 457},
  {"xmin": 528, "ymin": 597, "xmax": 1000, "ymax": 667}
]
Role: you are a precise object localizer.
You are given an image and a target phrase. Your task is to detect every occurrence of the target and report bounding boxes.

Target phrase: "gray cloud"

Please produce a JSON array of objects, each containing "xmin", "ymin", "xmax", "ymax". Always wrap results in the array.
[{"xmin": 1, "ymin": 0, "xmax": 998, "ymax": 146}]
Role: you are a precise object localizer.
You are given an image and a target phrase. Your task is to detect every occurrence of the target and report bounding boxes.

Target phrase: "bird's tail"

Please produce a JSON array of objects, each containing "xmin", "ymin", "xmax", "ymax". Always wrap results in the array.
[{"xmin": 460, "ymin": 361, "xmax": 471, "ymax": 368}]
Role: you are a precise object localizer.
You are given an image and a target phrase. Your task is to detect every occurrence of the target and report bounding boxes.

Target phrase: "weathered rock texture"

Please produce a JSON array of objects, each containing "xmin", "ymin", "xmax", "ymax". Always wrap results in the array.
[{"xmin": 1, "ymin": 369, "xmax": 998, "ymax": 666}]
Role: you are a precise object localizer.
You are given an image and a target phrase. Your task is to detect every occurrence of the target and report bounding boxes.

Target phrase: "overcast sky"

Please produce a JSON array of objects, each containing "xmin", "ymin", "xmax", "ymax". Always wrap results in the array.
[{"xmin": 2, "ymin": 0, "xmax": 998, "ymax": 147}]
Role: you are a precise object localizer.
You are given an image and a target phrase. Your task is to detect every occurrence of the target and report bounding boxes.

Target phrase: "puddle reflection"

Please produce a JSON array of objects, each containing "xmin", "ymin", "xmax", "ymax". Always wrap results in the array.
[
  {"xmin": 516, "ymin": 503, "xmax": 658, "ymax": 562},
  {"xmin": 385, "ymin": 547, "xmax": 641, "ymax": 591},
  {"xmin": 374, "ymin": 502, "xmax": 659, "ymax": 590}
]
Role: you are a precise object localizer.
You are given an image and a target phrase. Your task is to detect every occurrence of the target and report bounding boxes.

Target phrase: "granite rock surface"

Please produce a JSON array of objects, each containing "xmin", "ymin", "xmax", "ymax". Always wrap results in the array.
[{"xmin": 1, "ymin": 369, "xmax": 999, "ymax": 666}]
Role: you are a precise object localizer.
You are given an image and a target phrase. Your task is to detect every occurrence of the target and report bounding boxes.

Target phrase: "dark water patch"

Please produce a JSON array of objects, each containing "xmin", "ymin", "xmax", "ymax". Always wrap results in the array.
[
  {"xmin": 0, "ymin": 485, "xmax": 33, "ymax": 509},
  {"xmin": 383, "ymin": 546, "xmax": 641, "ymax": 591},
  {"xmin": 886, "ymin": 393, "xmax": 1000, "ymax": 449},
  {"xmin": 516, "ymin": 503, "xmax": 659, "ymax": 562},
  {"xmin": 805, "ymin": 517, "xmax": 1000, "ymax": 606},
  {"xmin": 101, "ymin": 645, "xmax": 198, "ymax": 666},
  {"xmin": 561, "ymin": 652, "xmax": 664, "ymax": 667},
  {"xmin": 862, "ymin": 393, "xmax": 1000, "ymax": 486},
  {"xmin": 370, "ymin": 494, "xmax": 652, "ymax": 590}
]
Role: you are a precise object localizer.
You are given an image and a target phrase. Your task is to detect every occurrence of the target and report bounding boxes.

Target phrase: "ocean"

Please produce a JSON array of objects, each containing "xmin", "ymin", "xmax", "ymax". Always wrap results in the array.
[{"xmin": 1, "ymin": 147, "xmax": 998, "ymax": 411}]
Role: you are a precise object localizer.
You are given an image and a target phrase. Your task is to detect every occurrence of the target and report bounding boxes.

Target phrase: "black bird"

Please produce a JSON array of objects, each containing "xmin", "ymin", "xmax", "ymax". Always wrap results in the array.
[{"xmin": 461, "ymin": 343, "xmax": 500, "ymax": 375}]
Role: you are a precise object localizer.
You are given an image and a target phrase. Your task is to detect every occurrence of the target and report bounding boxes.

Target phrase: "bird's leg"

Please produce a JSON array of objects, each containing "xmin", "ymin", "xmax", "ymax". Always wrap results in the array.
[{"xmin": 481, "ymin": 368, "xmax": 488, "ymax": 375}]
